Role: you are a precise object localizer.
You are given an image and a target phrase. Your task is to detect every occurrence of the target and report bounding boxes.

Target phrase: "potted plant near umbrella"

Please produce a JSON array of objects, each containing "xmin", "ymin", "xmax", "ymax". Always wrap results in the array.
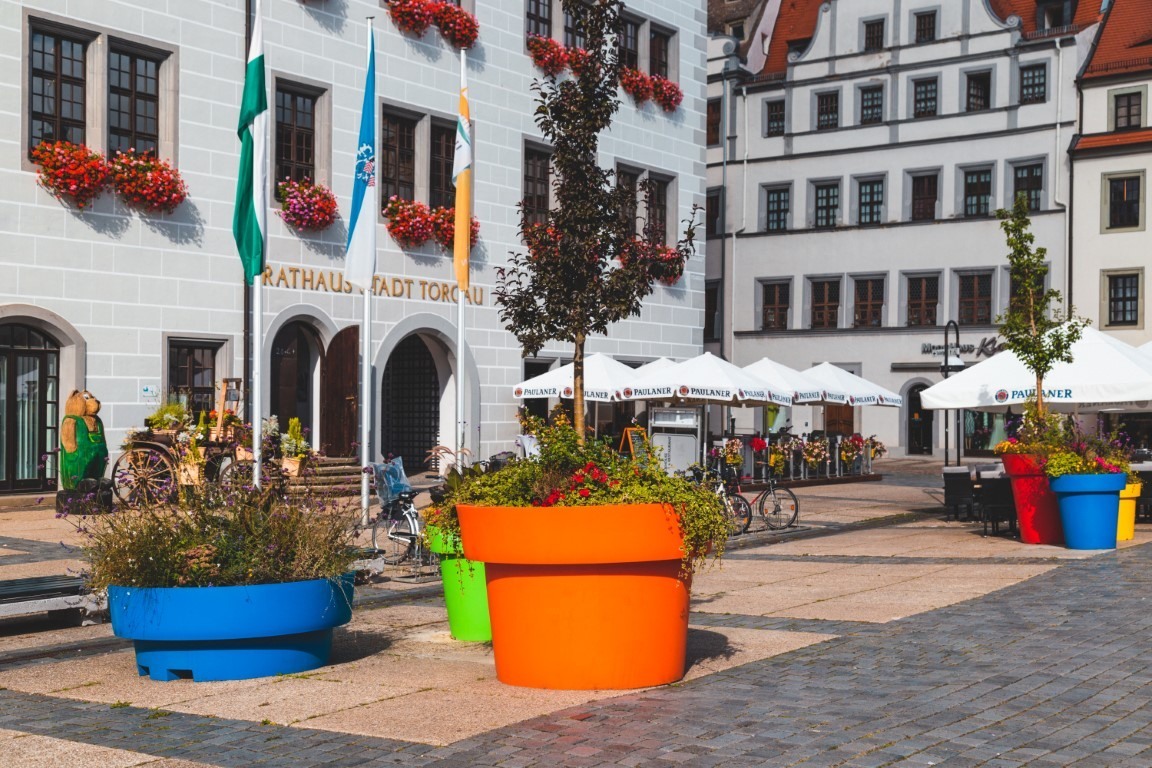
[
  {"xmin": 66, "ymin": 482, "xmax": 359, "ymax": 682},
  {"xmin": 427, "ymin": 407, "xmax": 727, "ymax": 690},
  {"xmin": 993, "ymin": 194, "xmax": 1088, "ymax": 544},
  {"xmin": 1043, "ymin": 424, "xmax": 1131, "ymax": 550}
]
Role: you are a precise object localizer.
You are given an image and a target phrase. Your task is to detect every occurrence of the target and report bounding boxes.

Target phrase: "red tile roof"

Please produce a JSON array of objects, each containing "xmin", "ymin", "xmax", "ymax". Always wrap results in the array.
[
  {"xmin": 1082, "ymin": 0, "xmax": 1152, "ymax": 81},
  {"xmin": 1072, "ymin": 127, "xmax": 1152, "ymax": 152},
  {"xmin": 757, "ymin": 0, "xmax": 1104, "ymax": 77}
]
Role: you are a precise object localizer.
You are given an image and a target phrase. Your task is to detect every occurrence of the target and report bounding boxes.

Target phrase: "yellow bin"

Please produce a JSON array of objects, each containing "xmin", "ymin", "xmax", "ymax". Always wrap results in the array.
[{"xmin": 1118, "ymin": 481, "xmax": 1141, "ymax": 542}]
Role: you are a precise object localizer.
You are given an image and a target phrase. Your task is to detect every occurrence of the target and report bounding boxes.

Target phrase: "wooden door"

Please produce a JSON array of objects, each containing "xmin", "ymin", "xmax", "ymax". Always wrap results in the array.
[
  {"xmin": 320, "ymin": 326, "xmax": 358, "ymax": 457},
  {"xmin": 825, "ymin": 404, "xmax": 854, "ymax": 436},
  {"xmin": 907, "ymin": 385, "xmax": 933, "ymax": 455}
]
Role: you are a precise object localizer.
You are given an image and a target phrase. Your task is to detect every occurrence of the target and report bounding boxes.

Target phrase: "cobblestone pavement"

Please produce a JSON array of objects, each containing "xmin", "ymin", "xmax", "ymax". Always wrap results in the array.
[{"xmin": 0, "ymin": 536, "xmax": 1150, "ymax": 766}]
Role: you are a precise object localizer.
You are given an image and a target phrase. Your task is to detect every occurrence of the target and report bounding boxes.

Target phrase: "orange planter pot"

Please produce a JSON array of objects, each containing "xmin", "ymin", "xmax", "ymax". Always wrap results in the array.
[
  {"xmin": 457, "ymin": 503, "xmax": 690, "ymax": 690},
  {"xmin": 1001, "ymin": 453, "xmax": 1063, "ymax": 546}
]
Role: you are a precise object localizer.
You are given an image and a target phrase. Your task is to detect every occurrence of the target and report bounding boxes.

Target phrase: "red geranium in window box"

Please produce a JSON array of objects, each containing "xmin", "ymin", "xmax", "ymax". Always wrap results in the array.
[
  {"xmin": 432, "ymin": 1, "xmax": 479, "ymax": 49},
  {"xmin": 276, "ymin": 178, "xmax": 339, "ymax": 231},
  {"xmin": 30, "ymin": 140, "xmax": 111, "ymax": 209},
  {"xmin": 617, "ymin": 238, "xmax": 685, "ymax": 285},
  {"xmin": 527, "ymin": 35, "xmax": 569, "ymax": 77},
  {"xmin": 431, "ymin": 205, "xmax": 481, "ymax": 250},
  {"xmin": 619, "ymin": 68, "xmax": 654, "ymax": 104},
  {"xmin": 651, "ymin": 75, "xmax": 684, "ymax": 113},
  {"xmin": 388, "ymin": 0, "xmax": 436, "ymax": 37},
  {"xmin": 384, "ymin": 196, "xmax": 436, "ymax": 247},
  {"xmin": 567, "ymin": 47, "xmax": 594, "ymax": 79},
  {"xmin": 109, "ymin": 150, "xmax": 188, "ymax": 214}
]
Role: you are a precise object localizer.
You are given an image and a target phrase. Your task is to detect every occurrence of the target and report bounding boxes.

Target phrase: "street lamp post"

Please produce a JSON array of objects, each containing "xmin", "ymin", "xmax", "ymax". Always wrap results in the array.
[{"xmin": 941, "ymin": 320, "xmax": 964, "ymax": 467}]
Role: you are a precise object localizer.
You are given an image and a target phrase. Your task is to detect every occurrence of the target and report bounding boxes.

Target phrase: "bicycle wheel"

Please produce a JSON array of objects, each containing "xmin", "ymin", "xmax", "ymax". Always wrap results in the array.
[
  {"xmin": 727, "ymin": 493, "xmax": 752, "ymax": 535},
  {"xmin": 761, "ymin": 487, "xmax": 799, "ymax": 530},
  {"xmin": 372, "ymin": 515, "xmax": 415, "ymax": 564}
]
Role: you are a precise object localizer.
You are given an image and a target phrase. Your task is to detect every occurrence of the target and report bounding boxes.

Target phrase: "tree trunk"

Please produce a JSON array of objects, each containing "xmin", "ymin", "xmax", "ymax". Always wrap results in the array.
[
  {"xmin": 573, "ymin": 334, "xmax": 586, "ymax": 445},
  {"xmin": 1036, "ymin": 374, "xmax": 1044, "ymax": 413}
]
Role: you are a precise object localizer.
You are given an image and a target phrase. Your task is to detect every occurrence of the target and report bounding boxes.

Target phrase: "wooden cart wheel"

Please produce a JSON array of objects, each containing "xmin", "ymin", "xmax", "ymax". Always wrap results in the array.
[{"xmin": 112, "ymin": 447, "xmax": 175, "ymax": 505}]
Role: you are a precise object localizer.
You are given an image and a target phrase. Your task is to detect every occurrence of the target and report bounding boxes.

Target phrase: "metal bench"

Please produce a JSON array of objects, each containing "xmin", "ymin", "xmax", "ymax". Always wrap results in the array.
[{"xmin": 0, "ymin": 575, "xmax": 105, "ymax": 623}]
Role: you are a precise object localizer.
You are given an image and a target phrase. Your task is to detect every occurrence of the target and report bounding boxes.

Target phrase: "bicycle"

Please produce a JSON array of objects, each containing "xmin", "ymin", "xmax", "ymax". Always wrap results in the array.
[
  {"xmin": 370, "ymin": 490, "xmax": 436, "ymax": 566},
  {"xmin": 687, "ymin": 465, "xmax": 752, "ymax": 536},
  {"xmin": 746, "ymin": 469, "xmax": 799, "ymax": 531}
]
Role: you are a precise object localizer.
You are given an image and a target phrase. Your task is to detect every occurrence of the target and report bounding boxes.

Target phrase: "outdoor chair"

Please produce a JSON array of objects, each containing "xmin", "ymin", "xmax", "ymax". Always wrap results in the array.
[
  {"xmin": 1136, "ymin": 470, "xmax": 1152, "ymax": 523},
  {"xmin": 978, "ymin": 476, "xmax": 1016, "ymax": 537},
  {"xmin": 942, "ymin": 468, "xmax": 976, "ymax": 521}
]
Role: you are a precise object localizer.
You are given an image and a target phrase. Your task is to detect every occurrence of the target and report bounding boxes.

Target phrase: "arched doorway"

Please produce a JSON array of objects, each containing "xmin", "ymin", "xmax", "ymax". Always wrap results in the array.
[
  {"xmin": 0, "ymin": 323, "xmax": 60, "ymax": 493},
  {"xmin": 270, "ymin": 321, "xmax": 319, "ymax": 437},
  {"xmin": 907, "ymin": 384, "xmax": 933, "ymax": 455},
  {"xmin": 381, "ymin": 335, "xmax": 440, "ymax": 470},
  {"xmin": 320, "ymin": 326, "xmax": 359, "ymax": 457}
]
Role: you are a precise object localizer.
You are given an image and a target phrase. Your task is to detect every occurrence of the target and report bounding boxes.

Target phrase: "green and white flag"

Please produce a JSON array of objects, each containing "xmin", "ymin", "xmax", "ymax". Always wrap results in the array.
[{"xmin": 233, "ymin": 0, "xmax": 268, "ymax": 285}]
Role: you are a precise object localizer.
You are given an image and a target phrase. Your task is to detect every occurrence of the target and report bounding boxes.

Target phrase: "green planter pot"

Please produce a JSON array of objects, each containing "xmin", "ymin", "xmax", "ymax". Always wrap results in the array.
[{"xmin": 425, "ymin": 526, "xmax": 491, "ymax": 642}]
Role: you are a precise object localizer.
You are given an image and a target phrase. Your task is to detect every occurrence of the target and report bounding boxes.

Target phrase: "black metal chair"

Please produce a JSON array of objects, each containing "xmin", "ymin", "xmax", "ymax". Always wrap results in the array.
[
  {"xmin": 978, "ymin": 476, "xmax": 1017, "ymax": 537},
  {"xmin": 942, "ymin": 468, "xmax": 976, "ymax": 521},
  {"xmin": 1136, "ymin": 470, "xmax": 1152, "ymax": 523}
]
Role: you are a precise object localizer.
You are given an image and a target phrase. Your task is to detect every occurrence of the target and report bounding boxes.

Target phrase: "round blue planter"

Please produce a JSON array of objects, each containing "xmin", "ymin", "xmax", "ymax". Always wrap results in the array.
[
  {"xmin": 1048, "ymin": 473, "xmax": 1127, "ymax": 550},
  {"xmin": 108, "ymin": 574, "xmax": 354, "ymax": 682}
]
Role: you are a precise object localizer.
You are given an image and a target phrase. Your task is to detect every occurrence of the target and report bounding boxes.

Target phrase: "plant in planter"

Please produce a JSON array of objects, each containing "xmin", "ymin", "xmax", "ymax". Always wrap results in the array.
[
  {"xmin": 427, "ymin": 409, "xmax": 727, "ymax": 689},
  {"xmin": 496, "ymin": 0, "xmax": 698, "ymax": 445},
  {"xmin": 144, "ymin": 400, "xmax": 192, "ymax": 434},
  {"xmin": 432, "ymin": 1, "xmax": 479, "ymax": 48},
  {"xmin": 527, "ymin": 35, "xmax": 569, "ymax": 76},
  {"xmin": 175, "ymin": 412, "xmax": 209, "ymax": 486},
  {"xmin": 30, "ymin": 140, "xmax": 111, "ymax": 209},
  {"xmin": 994, "ymin": 401, "xmax": 1066, "ymax": 544},
  {"xmin": 994, "ymin": 194, "xmax": 1088, "ymax": 543},
  {"xmin": 619, "ymin": 67, "xmax": 653, "ymax": 104},
  {"xmin": 387, "ymin": 0, "xmax": 436, "ymax": 36},
  {"xmin": 280, "ymin": 417, "xmax": 312, "ymax": 476},
  {"xmin": 276, "ymin": 177, "xmax": 338, "ymax": 231},
  {"xmin": 650, "ymin": 75, "xmax": 684, "ymax": 112},
  {"xmin": 109, "ymin": 150, "xmax": 188, "ymax": 214},
  {"xmin": 431, "ymin": 205, "xmax": 481, "ymax": 250},
  {"xmin": 802, "ymin": 436, "xmax": 829, "ymax": 472},
  {"xmin": 839, "ymin": 433, "xmax": 866, "ymax": 472},
  {"xmin": 70, "ymin": 481, "xmax": 358, "ymax": 681},
  {"xmin": 384, "ymin": 195, "xmax": 436, "ymax": 247},
  {"xmin": 1043, "ymin": 425, "xmax": 1130, "ymax": 550}
]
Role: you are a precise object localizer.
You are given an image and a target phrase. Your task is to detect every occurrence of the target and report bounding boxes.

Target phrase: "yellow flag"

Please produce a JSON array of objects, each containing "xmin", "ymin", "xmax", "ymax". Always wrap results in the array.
[{"xmin": 452, "ymin": 60, "xmax": 472, "ymax": 291}]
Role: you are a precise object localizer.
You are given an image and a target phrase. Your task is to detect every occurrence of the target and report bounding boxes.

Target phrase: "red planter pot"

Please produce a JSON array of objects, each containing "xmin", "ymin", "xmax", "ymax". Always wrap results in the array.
[
  {"xmin": 457, "ymin": 503, "xmax": 689, "ymax": 690},
  {"xmin": 1001, "ymin": 453, "xmax": 1063, "ymax": 545}
]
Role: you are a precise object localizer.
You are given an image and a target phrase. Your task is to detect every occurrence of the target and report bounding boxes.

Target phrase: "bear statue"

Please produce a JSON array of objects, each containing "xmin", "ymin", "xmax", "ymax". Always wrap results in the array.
[{"xmin": 60, "ymin": 389, "xmax": 109, "ymax": 489}]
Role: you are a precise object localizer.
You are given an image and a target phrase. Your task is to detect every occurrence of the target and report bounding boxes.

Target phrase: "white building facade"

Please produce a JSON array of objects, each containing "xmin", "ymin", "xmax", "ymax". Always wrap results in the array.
[
  {"xmin": 0, "ymin": 0, "xmax": 706, "ymax": 495},
  {"xmin": 707, "ymin": 0, "xmax": 1101, "ymax": 456}
]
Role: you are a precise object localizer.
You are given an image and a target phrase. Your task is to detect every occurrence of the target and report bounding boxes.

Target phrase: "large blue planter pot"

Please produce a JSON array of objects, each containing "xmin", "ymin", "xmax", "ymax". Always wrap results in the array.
[
  {"xmin": 108, "ymin": 574, "xmax": 354, "ymax": 681},
  {"xmin": 1048, "ymin": 473, "xmax": 1127, "ymax": 550}
]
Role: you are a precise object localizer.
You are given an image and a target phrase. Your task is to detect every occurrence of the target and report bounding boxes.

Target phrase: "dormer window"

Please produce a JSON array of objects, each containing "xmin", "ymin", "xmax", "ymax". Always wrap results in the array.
[{"xmin": 1038, "ymin": 1, "xmax": 1065, "ymax": 30}]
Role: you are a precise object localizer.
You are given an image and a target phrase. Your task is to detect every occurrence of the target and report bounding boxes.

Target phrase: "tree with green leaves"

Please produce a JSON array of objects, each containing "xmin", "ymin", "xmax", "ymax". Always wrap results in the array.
[
  {"xmin": 495, "ymin": 0, "xmax": 699, "ymax": 443},
  {"xmin": 995, "ymin": 193, "xmax": 1087, "ymax": 412}
]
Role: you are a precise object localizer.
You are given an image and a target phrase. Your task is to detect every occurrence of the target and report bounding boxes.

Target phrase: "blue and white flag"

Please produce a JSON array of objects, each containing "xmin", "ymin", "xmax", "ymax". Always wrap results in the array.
[{"xmin": 344, "ymin": 22, "xmax": 377, "ymax": 290}]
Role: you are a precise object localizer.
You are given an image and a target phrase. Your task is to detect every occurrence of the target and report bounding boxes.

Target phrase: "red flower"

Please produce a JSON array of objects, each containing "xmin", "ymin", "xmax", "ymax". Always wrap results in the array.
[
  {"xmin": 527, "ymin": 35, "xmax": 569, "ymax": 76},
  {"xmin": 578, "ymin": 488, "xmax": 590, "ymax": 498},
  {"xmin": 650, "ymin": 76, "xmax": 684, "ymax": 112},
  {"xmin": 568, "ymin": 47, "xmax": 593, "ymax": 79},
  {"xmin": 388, "ymin": 0, "xmax": 435, "ymax": 36},
  {"xmin": 619, "ymin": 68, "xmax": 654, "ymax": 104},
  {"xmin": 431, "ymin": 205, "xmax": 481, "ymax": 250},
  {"xmin": 30, "ymin": 141, "xmax": 110, "ymax": 209},
  {"xmin": 109, "ymin": 150, "xmax": 188, "ymax": 214},
  {"xmin": 432, "ymin": 1, "xmax": 479, "ymax": 48},
  {"xmin": 384, "ymin": 196, "xmax": 435, "ymax": 247},
  {"xmin": 277, "ymin": 178, "xmax": 338, "ymax": 231}
]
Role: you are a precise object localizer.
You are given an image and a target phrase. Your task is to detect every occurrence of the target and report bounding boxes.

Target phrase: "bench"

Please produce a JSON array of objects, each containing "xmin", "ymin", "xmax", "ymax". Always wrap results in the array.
[{"xmin": 0, "ymin": 575, "xmax": 105, "ymax": 623}]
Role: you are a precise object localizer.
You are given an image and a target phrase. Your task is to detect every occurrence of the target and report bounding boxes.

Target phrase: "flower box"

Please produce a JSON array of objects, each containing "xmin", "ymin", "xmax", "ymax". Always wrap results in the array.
[
  {"xmin": 282, "ymin": 456, "xmax": 307, "ymax": 477},
  {"xmin": 458, "ymin": 503, "xmax": 691, "ymax": 690},
  {"xmin": 30, "ymin": 141, "xmax": 110, "ymax": 209},
  {"xmin": 108, "ymin": 575, "xmax": 354, "ymax": 681},
  {"xmin": 110, "ymin": 150, "xmax": 188, "ymax": 214},
  {"xmin": 276, "ymin": 178, "xmax": 338, "ymax": 231}
]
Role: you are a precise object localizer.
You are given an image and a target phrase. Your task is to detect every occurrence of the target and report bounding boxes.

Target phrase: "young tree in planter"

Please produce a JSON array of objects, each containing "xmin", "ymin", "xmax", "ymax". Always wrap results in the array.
[
  {"xmin": 495, "ymin": 0, "xmax": 698, "ymax": 443},
  {"xmin": 995, "ymin": 193, "xmax": 1087, "ymax": 413}
]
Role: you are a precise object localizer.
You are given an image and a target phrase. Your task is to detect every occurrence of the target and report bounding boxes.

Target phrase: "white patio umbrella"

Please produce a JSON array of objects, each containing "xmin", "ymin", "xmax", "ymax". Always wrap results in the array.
[
  {"xmin": 512, "ymin": 353, "xmax": 636, "ymax": 402},
  {"xmin": 742, "ymin": 357, "xmax": 836, "ymax": 404},
  {"xmin": 920, "ymin": 326, "xmax": 1152, "ymax": 412},
  {"xmin": 622, "ymin": 352, "xmax": 792, "ymax": 407},
  {"xmin": 802, "ymin": 362, "xmax": 904, "ymax": 407}
]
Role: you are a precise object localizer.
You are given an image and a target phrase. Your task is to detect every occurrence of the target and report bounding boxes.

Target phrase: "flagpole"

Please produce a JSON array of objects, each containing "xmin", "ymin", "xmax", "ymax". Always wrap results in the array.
[
  {"xmin": 453, "ymin": 49, "xmax": 471, "ymax": 469},
  {"xmin": 344, "ymin": 18, "xmax": 378, "ymax": 526},
  {"xmin": 360, "ymin": 20, "xmax": 376, "ymax": 524},
  {"xmin": 252, "ymin": 276, "xmax": 263, "ymax": 488}
]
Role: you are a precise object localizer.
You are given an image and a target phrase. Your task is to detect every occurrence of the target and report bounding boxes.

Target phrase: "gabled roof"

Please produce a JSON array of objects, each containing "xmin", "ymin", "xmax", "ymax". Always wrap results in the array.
[
  {"xmin": 757, "ymin": 0, "xmax": 1102, "ymax": 78},
  {"xmin": 1081, "ymin": 0, "xmax": 1152, "ymax": 81}
]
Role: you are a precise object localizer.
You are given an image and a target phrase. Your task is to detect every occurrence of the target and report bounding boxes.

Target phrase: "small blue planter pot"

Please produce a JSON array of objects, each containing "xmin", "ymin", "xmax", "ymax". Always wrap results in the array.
[
  {"xmin": 1048, "ymin": 473, "xmax": 1127, "ymax": 550},
  {"xmin": 108, "ymin": 574, "xmax": 354, "ymax": 682}
]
